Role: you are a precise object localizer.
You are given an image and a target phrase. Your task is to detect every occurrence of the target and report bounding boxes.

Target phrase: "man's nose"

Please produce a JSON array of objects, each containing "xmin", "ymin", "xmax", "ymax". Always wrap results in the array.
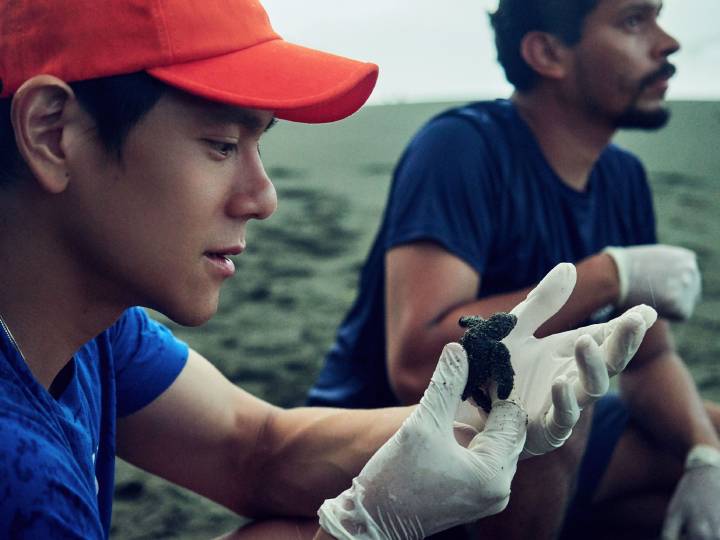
[
  {"xmin": 655, "ymin": 24, "xmax": 680, "ymax": 59},
  {"xmin": 225, "ymin": 154, "xmax": 278, "ymax": 221}
]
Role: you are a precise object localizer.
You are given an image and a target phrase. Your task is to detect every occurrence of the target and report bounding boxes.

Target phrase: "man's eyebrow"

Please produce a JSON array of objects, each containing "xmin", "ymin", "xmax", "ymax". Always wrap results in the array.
[
  {"xmin": 203, "ymin": 104, "xmax": 277, "ymax": 133},
  {"xmin": 619, "ymin": 0, "xmax": 663, "ymax": 15}
]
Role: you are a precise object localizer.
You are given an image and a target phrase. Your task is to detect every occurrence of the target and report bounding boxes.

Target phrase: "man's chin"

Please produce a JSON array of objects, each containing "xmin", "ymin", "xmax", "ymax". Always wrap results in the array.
[
  {"xmin": 159, "ymin": 298, "xmax": 219, "ymax": 328},
  {"xmin": 173, "ymin": 311, "xmax": 215, "ymax": 327},
  {"xmin": 614, "ymin": 104, "xmax": 671, "ymax": 130}
]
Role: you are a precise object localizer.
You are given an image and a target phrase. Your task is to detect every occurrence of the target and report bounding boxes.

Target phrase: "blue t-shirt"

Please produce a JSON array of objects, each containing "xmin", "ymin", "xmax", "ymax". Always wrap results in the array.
[
  {"xmin": 308, "ymin": 99, "xmax": 656, "ymax": 409},
  {"xmin": 0, "ymin": 307, "xmax": 188, "ymax": 539}
]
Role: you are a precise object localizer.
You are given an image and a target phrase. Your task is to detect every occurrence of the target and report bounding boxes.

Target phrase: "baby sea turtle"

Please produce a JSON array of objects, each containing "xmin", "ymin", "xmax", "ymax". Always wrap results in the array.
[{"xmin": 459, "ymin": 312, "xmax": 517, "ymax": 413}]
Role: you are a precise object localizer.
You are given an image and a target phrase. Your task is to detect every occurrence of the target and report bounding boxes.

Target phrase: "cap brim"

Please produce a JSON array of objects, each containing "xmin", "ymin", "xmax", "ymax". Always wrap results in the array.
[{"xmin": 147, "ymin": 38, "xmax": 378, "ymax": 124}]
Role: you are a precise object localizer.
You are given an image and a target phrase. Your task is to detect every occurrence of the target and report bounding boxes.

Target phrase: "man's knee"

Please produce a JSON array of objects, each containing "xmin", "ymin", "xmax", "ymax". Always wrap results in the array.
[
  {"xmin": 465, "ymin": 443, "xmax": 585, "ymax": 540},
  {"xmin": 595, "ymin": 421, "xmax": 683, "ymax": 503}
]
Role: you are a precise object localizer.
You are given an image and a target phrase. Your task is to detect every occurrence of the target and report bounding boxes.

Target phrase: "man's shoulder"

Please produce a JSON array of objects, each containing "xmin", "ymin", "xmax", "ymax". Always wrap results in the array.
[
  {"xmin": 105, "ymin": 306, "xmax": 153, "ymax": 337},
  {"xmin": 406, "ymin": 99, "xmax": 524, "ymax": 163},
  {"xmin": 424, "ymin": 99, "xmax": 517, "ymax": 135},
  {"xmin": 102, "ymin": 306, "xmax": 182, "ymax": 357},
  {"xmin": 602, "ymin": 142, "xmax": 643, "ymax": 163},
  {"xmin": 599, "ymin": 143, "xmax": 646, "ymax": 177}
]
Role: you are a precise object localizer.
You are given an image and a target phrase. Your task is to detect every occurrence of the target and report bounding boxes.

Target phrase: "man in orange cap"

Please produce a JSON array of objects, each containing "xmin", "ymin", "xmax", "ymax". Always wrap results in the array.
[{"xmin": 0, "ymin": 1, "xmax": 656, "ymax": 538}]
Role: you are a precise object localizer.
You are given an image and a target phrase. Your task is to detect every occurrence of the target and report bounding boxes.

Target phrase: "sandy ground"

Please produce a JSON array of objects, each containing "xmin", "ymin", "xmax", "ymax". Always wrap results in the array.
[{"xmin": 110, "ymin": 100, "xmax": 720, "ymax": 539}]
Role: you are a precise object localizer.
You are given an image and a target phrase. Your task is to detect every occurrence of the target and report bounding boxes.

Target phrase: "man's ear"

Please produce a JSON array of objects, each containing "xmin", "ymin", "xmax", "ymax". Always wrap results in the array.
[
  {"xmin": 520, "ymin": 31, "xmax": 571, "ymax": 82},
  {"xmin": 11, "ymin": 75, "xmax": 79, "ymax": 194}
]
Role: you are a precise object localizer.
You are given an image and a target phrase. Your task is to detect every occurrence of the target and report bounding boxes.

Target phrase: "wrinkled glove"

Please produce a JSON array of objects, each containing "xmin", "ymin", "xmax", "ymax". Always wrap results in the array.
[
  {"xmin": 503, "ymin": 263, "xmax": 657, "ymax": 457},
  {"xmin": 318, "ymin": 343, "xmax": 527, "ymax": 540},
  {"xmin": 662, "ymin": 445, "xmax": 720, "ymax": 540},
  {"xmin": 604, "ymin": 244, "xmax": 701, "ymax": 321}
]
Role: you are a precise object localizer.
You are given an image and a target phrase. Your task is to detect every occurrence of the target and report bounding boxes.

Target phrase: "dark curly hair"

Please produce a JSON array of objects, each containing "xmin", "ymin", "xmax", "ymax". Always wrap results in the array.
[{"xmin": 489, "ymin": 0, "xmax": 600, "ymax": 91}]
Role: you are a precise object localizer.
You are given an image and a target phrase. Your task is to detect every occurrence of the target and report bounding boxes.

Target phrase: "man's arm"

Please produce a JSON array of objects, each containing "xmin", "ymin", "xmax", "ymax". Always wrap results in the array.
[
  {"xmin": 618, "ymin": 320, "xmax": 720, "ymax": 456},
  {"xmin": 386, "ymin": 241, "xmax": 620, "ymax": 403},
  {"xmin": 119, "ymin": 342, "xmax": 530, "ymax": 540},
  {"xmin": 117, "ymin": 349, "xmax": 411, "ymax": 519}
]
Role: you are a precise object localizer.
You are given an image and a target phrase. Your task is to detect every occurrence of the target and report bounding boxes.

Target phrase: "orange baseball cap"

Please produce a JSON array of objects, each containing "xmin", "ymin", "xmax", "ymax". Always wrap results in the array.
[{"xmin": 0, "ymin": 0, "xmax": 378, "ymax": 123}]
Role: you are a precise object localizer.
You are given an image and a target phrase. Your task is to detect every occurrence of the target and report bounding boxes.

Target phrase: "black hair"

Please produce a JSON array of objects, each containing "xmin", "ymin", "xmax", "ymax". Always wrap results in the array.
[
  {"xmin": 489, "ymin": 0, "xmax": 600, "ymax": 91},
  {"xmin": 0, "ymin": 71, "xmax": 167, "ymax": 187}
]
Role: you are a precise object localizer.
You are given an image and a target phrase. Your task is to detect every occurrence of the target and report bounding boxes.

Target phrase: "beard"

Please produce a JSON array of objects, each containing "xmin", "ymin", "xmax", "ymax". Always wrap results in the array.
[
  {"xmin": 614, "ymin": 105, "xmax": 670, "ymax": 130},
  {"xmin": 614, "ymin": 62, "xmax": 676, "ymax": 130}
]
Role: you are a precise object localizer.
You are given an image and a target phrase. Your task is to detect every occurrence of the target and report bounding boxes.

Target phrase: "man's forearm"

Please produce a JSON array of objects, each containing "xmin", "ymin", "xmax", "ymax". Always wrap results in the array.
[
  {"xmin": 249, "ymin": 405, "xmax": 412, "ymax": 518},
  {"xmin": 447, "ymin": 252, "xmax": 618, "ymax": 332},
  {"xmin": 392, "ymin": 253, "xmax": 619, "ymax": 403}
]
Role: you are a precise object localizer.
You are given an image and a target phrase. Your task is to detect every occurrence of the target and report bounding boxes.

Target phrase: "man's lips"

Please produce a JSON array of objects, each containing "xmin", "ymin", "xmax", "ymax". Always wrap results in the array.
[
  {"xmin": 641, "ymin": 62, "xmax": 676, "ymax": 91},
  {"xmin": 206, "ymin": 245, "xmax": 244, "ymax": 257},
  {"xmin": 204, "ymin": 245, "xmax": 244, "ymax": 277},
  {"xmin": 646, "ymin": 77, "xmax": 669, "ymax": 94}
]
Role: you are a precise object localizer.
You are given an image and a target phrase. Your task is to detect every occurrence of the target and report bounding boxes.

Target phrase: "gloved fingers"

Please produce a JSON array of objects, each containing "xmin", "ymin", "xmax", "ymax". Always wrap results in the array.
[
  {"xmin": 510, "ymin": 263, "xmax": 577, "ymax": 338},
  {"xmin": 413, "ymin": 342, "xmax": 469, "ymax": 433},
  {"xmin": 573, "ymin": 334, "xmax": 610, "ymax": 408},
  {"xmin": 683, "ymin": 521, "xmax": 720, "ymax": 540},
  {"xmin": 544, "ymin": 377, "xmax": 579, "ymax": 447},
  {"xmin": 665, "ymin": 262, "xmax": 702, "ymax": 321},
  {"xmin": 467, "ymin": 399, "xmax": 527, "ymax": 473},
  {"xmin": 623, "ymin": 303, "xmax": 658, "ymax": 327},
  {"xmin": 552, "ymin": 303, "xmax": 657, "ymax": 357},
  {"xmin": 453, "ymin": 421, "xmax": 481, "ymax": 447},
  {"xmin": 660, "ymin": 465, "xmax": 720, "ymax": 540},
  {"xmin": 660, "ymin": 512, "xmax": 682, "ymax": 540},
  {"xmin": 600, "ymin": 309, "xmax": 652, "ymax": 376},
  {"xmin": 455, "ymin": 399, "xmax": 488, "ymax": 432}
]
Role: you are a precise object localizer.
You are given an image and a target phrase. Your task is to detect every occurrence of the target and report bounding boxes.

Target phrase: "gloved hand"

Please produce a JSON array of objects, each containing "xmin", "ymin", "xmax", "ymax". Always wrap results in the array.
[
  {"xmin": 662, "ymin": 444, "xmax": 720, "ymax": 540},
  {"xmin": 318, "ymin": 343, "xmax": 527, "ymax": 540},
  {"xmin": 604, "ymin": 244, "xmax": 701, "ymax": 321},
  {"xmin": 503, "ymin": 263, "xmax": 657, "ymax": 457}
]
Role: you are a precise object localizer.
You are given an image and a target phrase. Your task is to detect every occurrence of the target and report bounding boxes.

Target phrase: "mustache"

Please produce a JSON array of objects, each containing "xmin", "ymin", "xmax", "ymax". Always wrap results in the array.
[{"xmin": 640, "ymin": 62, "xmax": 677, "ymax": 89}]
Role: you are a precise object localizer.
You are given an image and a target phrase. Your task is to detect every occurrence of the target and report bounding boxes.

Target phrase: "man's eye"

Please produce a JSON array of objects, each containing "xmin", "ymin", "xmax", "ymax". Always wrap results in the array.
[
  {"xmin": 206, "ymin": 140, "xmax": 238, "ymax": 157},
  {"xmin": 624, "ymin": 15, "xmax": 643, "ymax": 29}
]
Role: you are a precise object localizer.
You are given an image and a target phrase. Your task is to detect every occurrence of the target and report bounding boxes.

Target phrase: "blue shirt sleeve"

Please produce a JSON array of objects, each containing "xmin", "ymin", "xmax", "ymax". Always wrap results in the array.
[
  {"xmin": 384, "ymin": 114, "xmax": 500, "ymax": 274},
  {"xmin": 109, "ymin": 308, "xmax": 189, "ymax": 417}
]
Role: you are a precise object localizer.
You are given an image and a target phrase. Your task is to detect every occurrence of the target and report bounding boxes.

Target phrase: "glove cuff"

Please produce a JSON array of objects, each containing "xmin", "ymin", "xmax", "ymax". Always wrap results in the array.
[
  {"xmin": 603, "ymin": 247, "xmax": 629, "ymax": 306},
  {"xmin": 318, "ymin": 479, "xmax": 417, "ymax": 540},
  {"xmin": 318, "ymin": 482, "xmax": 377, "ymax": 540},
  {"xmin": 685, "ymin": 444, "xmax": 720, "ymax": 470}
]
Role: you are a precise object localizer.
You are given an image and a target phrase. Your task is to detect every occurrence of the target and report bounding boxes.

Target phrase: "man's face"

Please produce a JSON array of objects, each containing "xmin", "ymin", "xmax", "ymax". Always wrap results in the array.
[
  {"xmin": 62, "ymin": 92, "xmax": 277, "ymax": 326},
  {"xmin": 567, "ymin": 0, "xmax": 680, "ymax": 129}
]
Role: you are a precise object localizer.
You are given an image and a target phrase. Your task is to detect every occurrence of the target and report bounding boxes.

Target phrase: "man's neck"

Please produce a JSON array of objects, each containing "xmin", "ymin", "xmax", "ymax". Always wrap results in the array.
[
  {"xmin": 0, "ymin": 194, "xmax": 124, "ymax": 390},
  {"xmin": 511, "ymin": 90, "xmax": 616, "ymax": 191}
]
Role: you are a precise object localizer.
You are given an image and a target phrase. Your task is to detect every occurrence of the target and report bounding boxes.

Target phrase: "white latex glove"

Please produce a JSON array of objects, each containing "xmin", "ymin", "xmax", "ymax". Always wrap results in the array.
[
  {"xmin": 318, "ymin": 343, "xmax": 527, "ymax": 540},
  {"xmin": 502, "ymin": 263, "xmax": 657, "ymax": 458},
  {"xmin": 604, "ymin": 244, "xmax": 701, "ymax": 321},
  {"xmin": 662, "ymin": 445, "xmax": 720, "ymax": 540}
]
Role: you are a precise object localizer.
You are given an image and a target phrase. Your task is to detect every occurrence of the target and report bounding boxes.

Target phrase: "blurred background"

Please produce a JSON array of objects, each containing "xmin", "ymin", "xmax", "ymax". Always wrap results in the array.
[
  {"xmin": 111, "ymin": 3, "xmax": 720, "ymax": 537},
  {"xmin": 263, "ymin": 0, "xmax": 720, "ymax": 104}
]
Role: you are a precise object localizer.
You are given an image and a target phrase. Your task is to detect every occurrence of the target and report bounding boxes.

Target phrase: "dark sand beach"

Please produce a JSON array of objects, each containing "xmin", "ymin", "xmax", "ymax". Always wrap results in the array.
[{"xmin": 110, "ymin": 100, "xmax": 720, "ymax": 539}]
